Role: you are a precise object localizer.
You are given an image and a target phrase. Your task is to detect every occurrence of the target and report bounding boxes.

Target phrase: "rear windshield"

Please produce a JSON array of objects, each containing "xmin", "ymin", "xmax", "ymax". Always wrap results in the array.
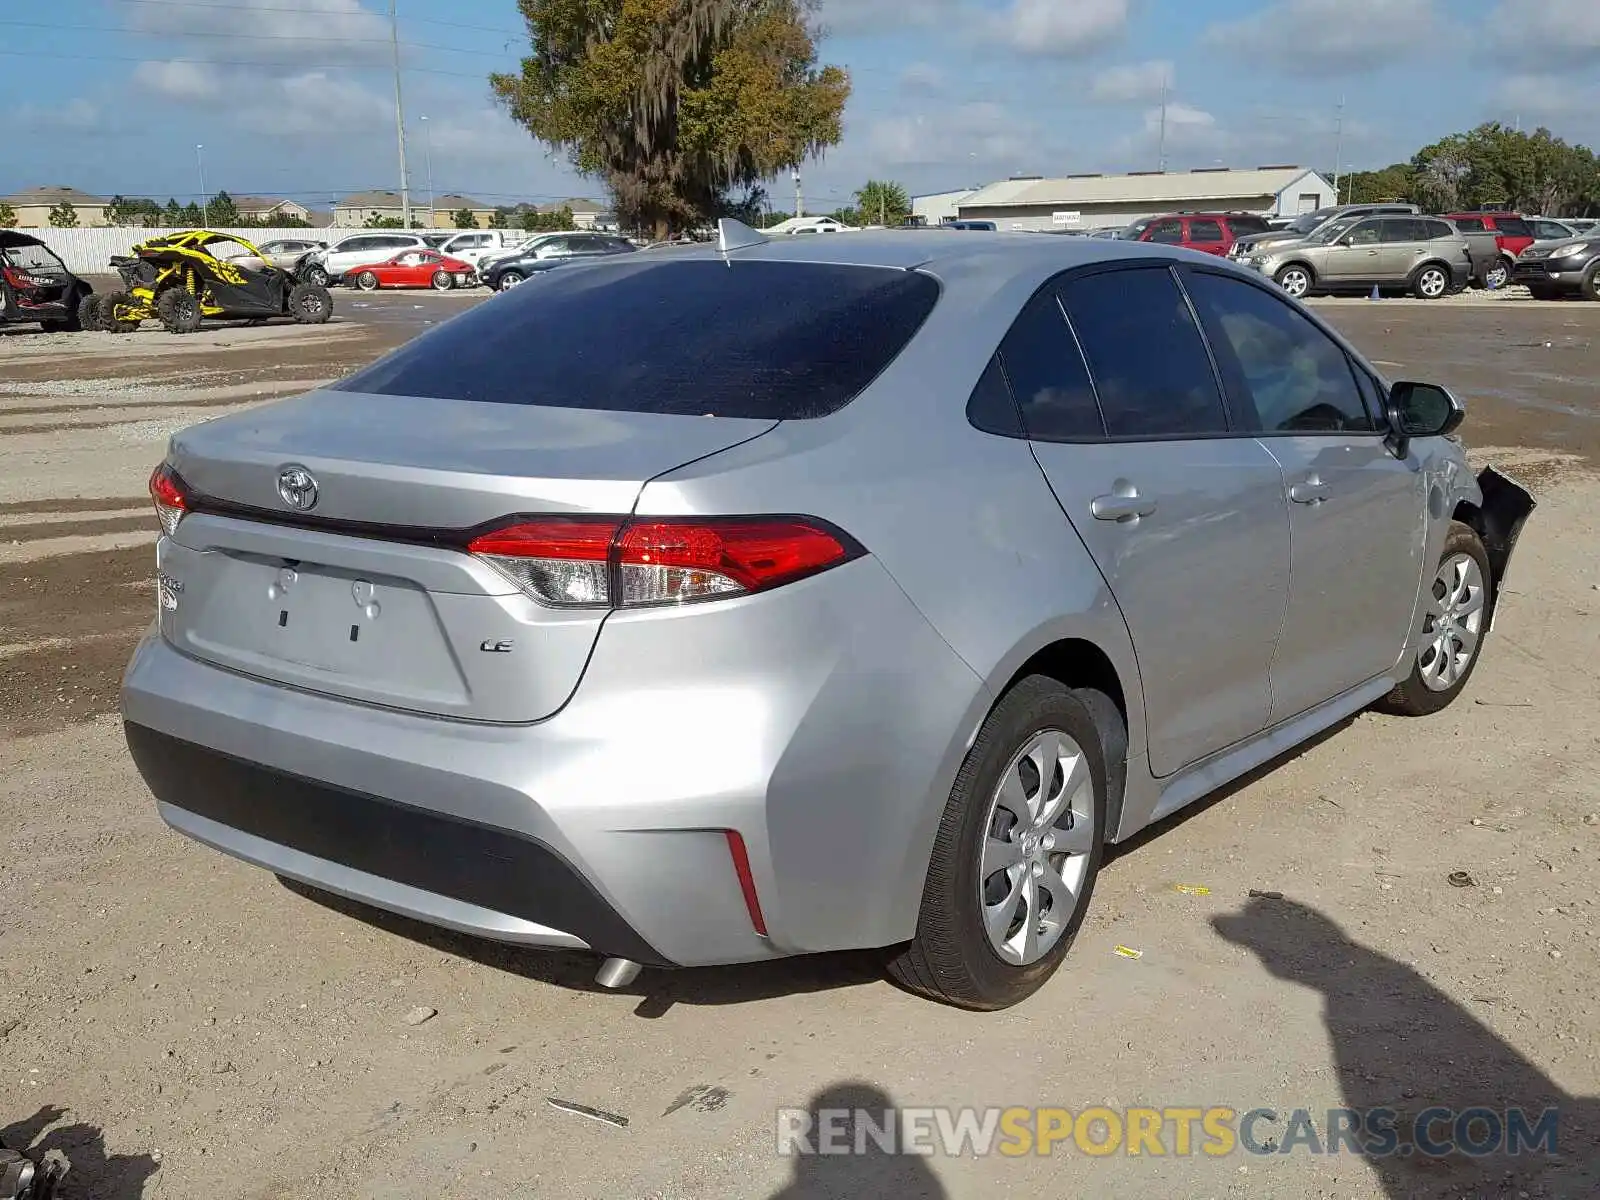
[{"xmin": 337, "ymin": 258, "xmax": 941, "ymax": 419}]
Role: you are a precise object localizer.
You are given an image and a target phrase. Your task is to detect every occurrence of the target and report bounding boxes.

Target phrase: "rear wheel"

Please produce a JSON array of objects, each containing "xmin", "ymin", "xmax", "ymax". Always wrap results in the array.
[
  {"xmin": 300, "ymin": 262, "xmax": 330, "ymax": 287},
  {"xmin": 1275, "ymin": 263, "xmax": 1312, "ymax": 299},
  {"xmin": 497, "ymin": 270, "xmax": 524, "ymax": 291},
  {"xmin": 100, "ymin": 291, "xmax": 142, "ymax": 333},
  {"xmin": 1412, "ymin": 264, "xmax": 1450, "ymax": 300},
  {"xmin": 886, "ymin": 677, "xmax": 1117, "ymax": 1010},
  {"xmin": 354, "ymin": 271, "xmax": 380, "ymax": 292},
  {"xmin": 288, "ymin": 283, "xmax": 333, "ymax": 324},
  {"xmin": 1376, "ymin": 522, "xmax": 1492, "ymax": 717},
  {"xmin": 157, "ymin": 288, "xmax": 203, "ymax": 334},
  {"xmin": 1482, "ymin": 258, "xmax": 1511, "ymax": 290},
  {"xmin": 431, "ymin": 269, "xmax": 454, "ymax": 291},
  {"xmin": 77, "ymin": 293, "xmax": 103, "ymax": 332}
]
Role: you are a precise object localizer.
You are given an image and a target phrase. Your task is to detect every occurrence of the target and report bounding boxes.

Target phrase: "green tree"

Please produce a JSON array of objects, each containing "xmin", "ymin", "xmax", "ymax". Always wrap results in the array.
[
  {"xmin": 491, "ymin": 0, "xmax": 850, "ymax": 240},
  {"xmin": 518, "ymin": 205, "xmax": 576, "ymax": 232},
  {"xmin": 1408, "ymin": 123, "xmax": 1600, "ymax": 215},
  {"xmin": 452, "ymin": 206, "xmax": 478, "ymax": 228},
  {"xmin": 364, "ymin": 213, "xmax": 405, "ymax": 228},
  {"xmin": 207, "ymin": 190, "xmax": 241, "ymax": 226},
  {"xmin": 47, "ymin": 201, "xmax": 79, "ymax": 228},
  {"xmin": 1338, "ymin": 164, "xmax": 1415, "ymax": 205},
  {"xmin": 853, "ymin": 179, "xmax": 909, "ymax": 227},
  {"xmin": 161, "ymin": 198, "xmax": 184, "ymax": 226},
  {"xmin": 0, "ymin": 202, "xmax": 17, "ymax": 229}
]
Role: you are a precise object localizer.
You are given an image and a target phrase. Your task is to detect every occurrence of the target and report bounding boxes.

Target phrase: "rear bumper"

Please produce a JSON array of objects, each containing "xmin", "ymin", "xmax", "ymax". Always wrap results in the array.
[{"xmin": 120, "ymin": 555, "xmax": 987, "ymax": 967}]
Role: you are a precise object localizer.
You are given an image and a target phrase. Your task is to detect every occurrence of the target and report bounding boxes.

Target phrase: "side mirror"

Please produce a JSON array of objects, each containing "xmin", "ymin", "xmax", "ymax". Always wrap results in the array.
[
  {"xmin": 1338, "ymin": 235, "xmax": 1356, "ymax": 247},
  {"xmin": 1386, "ymin": 381, "xmax": 1464, "ymax": 456}
]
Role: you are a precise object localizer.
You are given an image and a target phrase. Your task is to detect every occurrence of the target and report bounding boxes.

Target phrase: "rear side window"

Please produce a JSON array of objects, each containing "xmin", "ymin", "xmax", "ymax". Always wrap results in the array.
[
  {"xmin": 1425, "ymin": 220, "xmax": 1456, "ymax": 240},
  {"xmin": 996, "ymin": 291, "xmax": 1102, "ymax": 441},
  {"xmin": 1496, "ymin": 217, "xmax": 1532, "ymax": 238},
  {"xmin": 966, "ymin": 354, "xmax": 1024, "ymax": 437},
  {"xmin": 1059, "ymin": 268, "xmax": 1228, "ymax": 438},
  {"xmin": 1189, "ymin": 219, "xmax": 1225, "ymax": 243},
  {"xmin": 1229, "ymin": 216, "xmax": 1270, "ymax": 234},
  {"xmin": 1185, "ymin": 272, "xmax": 1373, "ymax": 434},
  {"xmin": 1380, "ymin": 219, "xmax": 1422, "ymax": 242},
  {"xmin": 337, "ymin": 259, "xmax": 940, "ymax": 420},
  {"xmin": 1454, "ymin": 216, "xmax": 1485, "ymax": 232}
]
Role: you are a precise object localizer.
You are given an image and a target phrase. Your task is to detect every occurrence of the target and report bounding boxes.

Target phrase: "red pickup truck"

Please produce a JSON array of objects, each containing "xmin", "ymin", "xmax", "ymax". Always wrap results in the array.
[{"xmin": 1444, "ymin": 213, "xmax": 1535, "ymax": 289}]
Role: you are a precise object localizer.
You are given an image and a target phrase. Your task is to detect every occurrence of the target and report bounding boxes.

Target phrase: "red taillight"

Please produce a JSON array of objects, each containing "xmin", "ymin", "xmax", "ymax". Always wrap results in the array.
[
  {"xmin": 149, "ymin": 463, "xmax": 188, "ymax": 536},
  {"xmin": 466, "ymin": 516, "xmax": 858, "ymax": 608},
  {"xmin": 724, "ymin": 830, "xmax": 768, "ymax": 937}
]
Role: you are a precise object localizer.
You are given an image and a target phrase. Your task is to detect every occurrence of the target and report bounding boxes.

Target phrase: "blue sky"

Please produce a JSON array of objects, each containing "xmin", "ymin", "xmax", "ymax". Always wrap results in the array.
[{"xmin": 2, "ymin": 0, "xmax": 1597, "ymax": 215}]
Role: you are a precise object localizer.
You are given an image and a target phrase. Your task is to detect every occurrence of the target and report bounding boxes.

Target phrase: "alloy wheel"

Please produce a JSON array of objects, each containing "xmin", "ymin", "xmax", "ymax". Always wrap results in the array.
[
  {"xmin": 1279, "ymin": 268, "xmax": 1310, "ymax": 298},
  {"xmin": 978, "ymin": 729, "xmax": 1097, "ymax": 966},
  {"xmin": 1419, "ymin": 268, "xmax": 1447, "ymax": 298},
  {"xmin": 1419, "ymin": 552, "xmax": 1485, "ymax": 692},
  {"xmin": 499, "ymin": 273, "xmax": 523, "ymax": 291}
]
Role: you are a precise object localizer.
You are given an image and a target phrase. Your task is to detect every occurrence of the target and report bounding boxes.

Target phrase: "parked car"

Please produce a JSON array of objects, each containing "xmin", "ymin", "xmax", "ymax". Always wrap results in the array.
[
  {"xmin": 123, "ymin": 222, "xmax": 1535, "ymax": 1010},
  {"xmin": 1527, "ymin": 217, "xmax": 1582, "ymax": 243},
  {"xmin": 1510, "ymin": 236, "xmax": 1600, "ymax": 300},
  {"xmin": 0, "ymin": 230, "xmax": 94, "ymax": 332},
  {"xmin": 1229, "ymin": 203, "xmax": 1422, "ymax": 261},
  {"xmin": 1442, "ymin": 213, "xmax": 1535, "ymax": 288},
  {"xmin": 1565, "ymin": 218, "xmax": 1597, "ymax": 235},
  {"xmin": 1124, "ymin": 212, "xmax": 1273, "ymax": 257},
  {"xmin": 298, "ymin": 233, "xmax": 430, "ymax": 287},
  {"xmin": 255, "ymin": 238, "xmax": 327, "ymax": 271},
  {"xmin": 1247, "ymin": 214, "xmax": 1472, "ymax": 300},
  {"xmin": 434, "ymin": 229, "xmax": 523, "ymax": 270},
  {"xmin": 345, "ymin": 249, "xmax": 475, "ymax": 292},
  {"xmin": 944, "ymin": 220, "xmax": 997, "ymax": 231},
  {"xmin": 479, "ymin": 232, "xmax": 636, "ymax": 291}
]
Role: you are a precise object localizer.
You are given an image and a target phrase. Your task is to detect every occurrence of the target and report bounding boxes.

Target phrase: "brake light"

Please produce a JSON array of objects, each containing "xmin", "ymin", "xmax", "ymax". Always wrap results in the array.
[
  {"xmin": 466, "ymin": 516, "xmax": 859, "ymax": 608},
  {"xmin": 149, "ymin": 463, "xmax": 188, "ymax": 536}
]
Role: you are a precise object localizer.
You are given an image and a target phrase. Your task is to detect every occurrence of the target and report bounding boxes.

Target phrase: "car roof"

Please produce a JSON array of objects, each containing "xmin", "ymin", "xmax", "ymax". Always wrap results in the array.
[{"xmin": 0, "ymin": 231, "xmax": 49, "ymax": 251}]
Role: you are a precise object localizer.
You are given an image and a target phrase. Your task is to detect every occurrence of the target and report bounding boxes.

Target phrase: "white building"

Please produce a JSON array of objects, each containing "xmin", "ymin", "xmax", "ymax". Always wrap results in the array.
[
  {"xmin": 910, "ymin": 188, "xmax": 978, "ymax": 227},
  {"xmin": 957, "ymin": 167, "xmax": 1335, "ymax": 233}
]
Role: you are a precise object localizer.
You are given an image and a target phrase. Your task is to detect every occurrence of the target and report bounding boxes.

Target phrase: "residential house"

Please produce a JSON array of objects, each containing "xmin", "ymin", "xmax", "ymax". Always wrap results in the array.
[
  {"xmin": 231, "ymin": 195, "xmax": 312, "ymax": 224},
  {"xmin": 2, "ymin": 186, "xmax": 111, "ymax": 228}
]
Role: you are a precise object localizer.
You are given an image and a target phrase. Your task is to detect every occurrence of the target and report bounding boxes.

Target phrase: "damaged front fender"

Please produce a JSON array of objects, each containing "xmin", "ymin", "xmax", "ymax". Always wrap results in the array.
[{"xmin": 1466, "ymin": 466, "xmax": 1536, "ymax": 624}]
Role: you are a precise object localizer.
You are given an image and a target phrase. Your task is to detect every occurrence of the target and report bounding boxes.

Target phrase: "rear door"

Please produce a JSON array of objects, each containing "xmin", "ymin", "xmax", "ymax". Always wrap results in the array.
[
  {"xmin": 1183, "ymin": 267, "xmax": 1426, "ymax": 720},
  {"xmin": 1186, "ymin": 217, "xmax": 1228, "ymax": 256},
  {"xmin": 1019, "ymin": 265, "xmax": 1290, "ymax": 775},
  {"xmin": 1377, "ymin": 217, "xmax": 1429, "ymax": 281}
]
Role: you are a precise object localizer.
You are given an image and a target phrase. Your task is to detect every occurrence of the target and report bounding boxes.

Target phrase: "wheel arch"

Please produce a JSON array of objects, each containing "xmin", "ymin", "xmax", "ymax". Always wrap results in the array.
[
  {"xmin": 1452, "ymin": 467, "xmax": 1537, "ymax": 609},
  {"xmin": 1410, "ymin": 257, "xmax": 1455, "ymax": 282},
  {"xmin": 1276, "ymin": 258, "xmax": 1316, "ymax": 281}
]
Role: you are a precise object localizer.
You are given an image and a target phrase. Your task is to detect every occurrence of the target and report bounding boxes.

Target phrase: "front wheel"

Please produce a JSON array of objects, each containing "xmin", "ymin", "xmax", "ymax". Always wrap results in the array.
[
  {"xmin": 497, "ymin": 270, "xmax": 524, "ymax": 291},
  {"xmin": 300, "ymin": 262, "xmax": 330, "ymax": 288},
  {"xmin": 288, "ymin": 283, "xmax": 333, "ymax": 324},
  {"xmin": 157, "ymin": 288, "xmax": 203, "ymax": 334},
  {"xmin": 1412, "ymin": 264, "xmax": 1450, "ymax": 300},
  {"xmin": 100, "ymin": 291, "xmax": 142, "ymax": 333},
  {"xmin": 1275, "ymin": 264, "xmax": 1312, "ymax": 299},
  {"xmin": 431, "ymin": 270, "xmax": 454, "ymax": 292},
  {"xmin": 77, "ymin": 293, "xmax": 104, "ymax": 332},
  {"xmin": 1582, "ymin": 262, "xmax": 1600, "ymax": 303},
  {"xmin": 887, "ymin": 678, "xmax": 1118, "ymax": 1010},
  {"xmin": 1376, "ymin": 522, "xmax": 1492, "ymax": 717}
]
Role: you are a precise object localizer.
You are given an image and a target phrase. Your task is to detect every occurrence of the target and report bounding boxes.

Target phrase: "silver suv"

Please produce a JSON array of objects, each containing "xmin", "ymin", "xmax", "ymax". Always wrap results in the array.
[
  {"xmin": 1248, "ymin": 215, "xmax": 1472, "ymax": 299},
  {"xmin": 1230, "ymin": 202, "xmax": 1422, "ymax": 261},
  {"xmin": 298, "ymin": 233, "xmax": 429, "ymax": 287},
  {"xmin": 121, "ymin": 226, "xmax": 1534, "ymax": 1010}
]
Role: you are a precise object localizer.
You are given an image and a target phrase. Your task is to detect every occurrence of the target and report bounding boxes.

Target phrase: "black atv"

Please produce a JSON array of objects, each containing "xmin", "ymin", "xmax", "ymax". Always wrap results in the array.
[{"xmin": 0, "ymin": 232, "xmax": 95, "ymax": 333}]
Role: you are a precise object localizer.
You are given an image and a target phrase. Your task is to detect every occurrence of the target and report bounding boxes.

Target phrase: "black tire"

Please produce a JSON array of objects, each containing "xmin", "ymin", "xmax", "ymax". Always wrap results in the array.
[
  {"xmin": 431, "ymin": 269, "xmax": 454, "ymax": 291},
  {"xmin": 496, "ymin": 270, "xmax": 524, "ymax": 291},
  {"xmin": 1411, "ymin": 263, "xmax": 1451, "ymax": 300},
  {"xmin": 355, "ymin": 271, "xmax": 380, "ymax": 292},
  {"xmin": 1482, "ymin": 257, "xmax": 1511, "ymax": 290},
  {"xmin": 1274, "ymin": 263, "xmax": 1313, "ymax": 299},
  {"xmin": 886, "ymin": 677, "xmax": 1119, "ymax": 1010},
  {"xmin": 76, "ymin": 293, "xmax": 103, "ymax": 332},
  {"xmin": 1582, "ymin": 262, "xmax": 1600, "ymax": 303},
  {"xmin": 1376, "ymin": 522, "xmax": 1493, "ymax": 717},
  {"xmin": 300, "ymin": 262, "xmax": 330, "ymax": 288},
  {"xmin": 100, "ymin": 291, "xmax": 141, "ymax": 333},
  {"xmin": 156, "ymin": 288, "xmax": 203, "ymax": 334},
  {"xmin": 288, "ymin": 283, "xmax": 333, "ymax": 324},
  {"xmin": 1526, "ymin": 284, "xmax": 1563, "ymax": 301}
]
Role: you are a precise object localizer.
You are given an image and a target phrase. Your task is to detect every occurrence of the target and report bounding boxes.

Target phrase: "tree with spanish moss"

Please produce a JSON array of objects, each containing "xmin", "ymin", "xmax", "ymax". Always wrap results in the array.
[{"xmin": 490, "ymin": 0, "xmax": 850, "ymax": 239}]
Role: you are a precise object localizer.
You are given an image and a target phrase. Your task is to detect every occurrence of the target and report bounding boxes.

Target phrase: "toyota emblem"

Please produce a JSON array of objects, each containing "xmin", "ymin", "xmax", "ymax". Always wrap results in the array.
[{"xmin": 277, "ymin": 464, "xmax": 319, "ymax": 511}]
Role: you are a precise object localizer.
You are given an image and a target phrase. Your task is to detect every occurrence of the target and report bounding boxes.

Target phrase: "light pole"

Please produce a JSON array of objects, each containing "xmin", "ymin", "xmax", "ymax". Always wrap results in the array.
[
  {"xmin": 420, "ymin": 115, "xmax": 435, "ymax": 227},
  {"xmin": 389, "ymin": 0, "xmax": 412, "ymax": 227},
  {"xmin": 196, "ymin": 143, "xmax": 211, "ymax": 227}
]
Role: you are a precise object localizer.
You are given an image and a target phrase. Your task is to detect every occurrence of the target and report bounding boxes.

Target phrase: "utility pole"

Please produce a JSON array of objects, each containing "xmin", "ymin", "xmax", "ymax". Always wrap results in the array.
[
  {"xmin": 420, "ymin": 114, "xmax": 435, "ymax": 227},
  {"xmin": 195, "ymin": 143, "xmax": 210, "ymax": 227},
  {"xmin": 1156, "ymin": 73, "xmax": 1169, "ymax": 172},
  {"xmin": 793, "ymin": 169, "xmax": 803, "ymax": 218},
  {"xmin": 1331, "ymin": 94, "xmax": 1345, "ymax": 200},
  {"xmin": 389, "ymin": 0, "xmax": 412, "ymax": 228}
]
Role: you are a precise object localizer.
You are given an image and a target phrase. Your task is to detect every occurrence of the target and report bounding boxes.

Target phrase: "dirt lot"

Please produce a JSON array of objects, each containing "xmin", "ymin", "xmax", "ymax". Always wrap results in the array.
[{"xmin": 1, "ymin": 292, "xmax": 1597, "ymax": 1199}]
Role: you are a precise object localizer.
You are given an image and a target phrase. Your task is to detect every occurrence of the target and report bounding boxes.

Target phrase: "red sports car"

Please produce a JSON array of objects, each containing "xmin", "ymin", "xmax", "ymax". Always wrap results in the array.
[{"xmin": 344, "ymin": 249, "xmax": 475, "ymax": 291}]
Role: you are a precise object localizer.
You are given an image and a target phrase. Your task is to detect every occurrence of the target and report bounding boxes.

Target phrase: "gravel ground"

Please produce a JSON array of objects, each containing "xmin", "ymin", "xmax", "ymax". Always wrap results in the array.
[{"xmin": 1, "ymin": 291, "xmax": 1597, "ymax": 1199}]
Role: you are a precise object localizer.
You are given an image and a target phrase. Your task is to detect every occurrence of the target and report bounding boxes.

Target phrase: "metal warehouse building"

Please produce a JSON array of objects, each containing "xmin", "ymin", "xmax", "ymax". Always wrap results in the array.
[{"xmin": 956, "ymin": 167, "xmax": 1335, "ymax": 233}]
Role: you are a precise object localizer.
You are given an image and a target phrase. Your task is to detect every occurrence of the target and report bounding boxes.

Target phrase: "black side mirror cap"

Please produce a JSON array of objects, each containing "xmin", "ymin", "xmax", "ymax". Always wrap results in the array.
[{"xmin": 1386, "ymin": 381, "xmax": 1465, "ymax": 456}]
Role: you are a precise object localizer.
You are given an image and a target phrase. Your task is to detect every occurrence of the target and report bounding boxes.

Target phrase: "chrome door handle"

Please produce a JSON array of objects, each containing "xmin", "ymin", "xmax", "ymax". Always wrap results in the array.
[
  {"xmin": 1289, "ymin": 479, "xmax": 1328, "ymax": 505},
  {"xmin": 1091, "ymin": 490, "xmax": 1157, "ymax": 522}
]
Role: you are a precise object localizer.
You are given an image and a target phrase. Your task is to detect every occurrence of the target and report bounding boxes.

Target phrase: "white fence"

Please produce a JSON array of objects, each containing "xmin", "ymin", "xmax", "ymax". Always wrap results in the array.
[{"xmin": 27, "ymin": 227, "xmax": 482, "ymax": 274}]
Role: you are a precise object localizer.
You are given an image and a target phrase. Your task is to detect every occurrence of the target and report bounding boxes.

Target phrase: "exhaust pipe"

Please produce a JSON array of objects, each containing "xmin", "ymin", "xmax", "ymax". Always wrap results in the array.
[{"xmin": 594, "ymin": 957, "xmax": 642, "ymax": 989}]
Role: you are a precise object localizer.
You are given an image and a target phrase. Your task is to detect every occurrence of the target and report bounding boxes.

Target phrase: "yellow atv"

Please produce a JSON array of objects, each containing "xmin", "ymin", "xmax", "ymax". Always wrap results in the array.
[{"xmin": 98, "ymin": 230, "xmax": 332, "ymax": 334}]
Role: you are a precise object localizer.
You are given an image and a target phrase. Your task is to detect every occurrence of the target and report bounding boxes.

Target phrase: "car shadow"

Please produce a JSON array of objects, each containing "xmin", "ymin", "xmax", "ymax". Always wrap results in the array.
[
  {"xmin": 764, "ymin": 1083, "xmax": 948, "ymax": 1199},
  {"xmin": 277, "ymin": 877, "xmax": 887, "ymax": 1017},
  {"xmin": 1, "ymin": 1105, "xmax": 160, "ymax": 1199},
  {"xmin": 1213, "ymin": 896, "xmax": 1599, "ymax": 1197}
]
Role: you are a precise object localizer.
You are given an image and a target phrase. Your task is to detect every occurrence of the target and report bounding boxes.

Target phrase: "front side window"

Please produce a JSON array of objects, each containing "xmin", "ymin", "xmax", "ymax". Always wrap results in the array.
[
  {"xmin": 1185, "ymin": 271, "xmax": 1373, "ymax": 434},
  {"xmin": 1454, "ymin": 216, "xmax": 1485, "ymax": 232},
  {"xmin": 1344, "ymin": 221, "xmax": 1384, "ymax": 247},
  {"xmin": 1496, "ymin": 216, "xmax": 1532, "ymax": 239},
  {"xmin": 1146, "ymin": 219, "xmax": 1185, "ymax": 244},
  {"xmin": 1058, "ymin": 268, "xmax": 1228, "ymax": 438}
]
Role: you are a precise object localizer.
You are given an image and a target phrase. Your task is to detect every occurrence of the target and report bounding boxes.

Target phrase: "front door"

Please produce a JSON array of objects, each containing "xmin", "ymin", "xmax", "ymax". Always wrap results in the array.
[
  {"xmin": 1321, "ymin": 218, "xmax": 1385, "ymax": 284},
  {"xmin": 1002, "ymin": 266, "xmax": 1290, "ymax": 776},
  {"xmin": 1183, "ymin": 268, "xmax": 1427, "ymax": 721}
]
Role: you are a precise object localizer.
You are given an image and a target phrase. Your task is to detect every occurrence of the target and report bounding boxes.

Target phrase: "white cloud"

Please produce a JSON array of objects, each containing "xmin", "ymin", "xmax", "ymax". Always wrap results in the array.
[
  {"xmin": 991, "ymin": 0, "xmax": 1129, "ymax": 57},
  {"xmin": 1090, "ymin": 60, "xmax": 1174, "ymax": 105},
  {"xmin": 234, "ymin": 71, "xmax": 393, "ymax": 138},
  {"xmin": 1493, "ymin": 75, "xmax": 1600, "ymax": 142},
  {"xmin": 134, "ymin": 60, "xmax": 220, "ymax": 102},
  {"xmin": 10, "ymin": 98, "xmax": 101, "ymax": 132},
  {"xmin": 1492, "ymin": 0, "xmax": 1600, "ymax": 71},
  {"xmin": 128, "ymin": 0, "xmax": 391, "ymax": 66},
  {"xmin": 1204, "ymin": 0, "xmax": 1440, "ymax": 74}
]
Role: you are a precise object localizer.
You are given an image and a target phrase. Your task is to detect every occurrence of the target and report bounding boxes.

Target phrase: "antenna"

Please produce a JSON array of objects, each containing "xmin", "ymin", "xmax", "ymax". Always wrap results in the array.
[{"xmin": 717, "ymin": 218, "xmax": 769, "ymax": 254}]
